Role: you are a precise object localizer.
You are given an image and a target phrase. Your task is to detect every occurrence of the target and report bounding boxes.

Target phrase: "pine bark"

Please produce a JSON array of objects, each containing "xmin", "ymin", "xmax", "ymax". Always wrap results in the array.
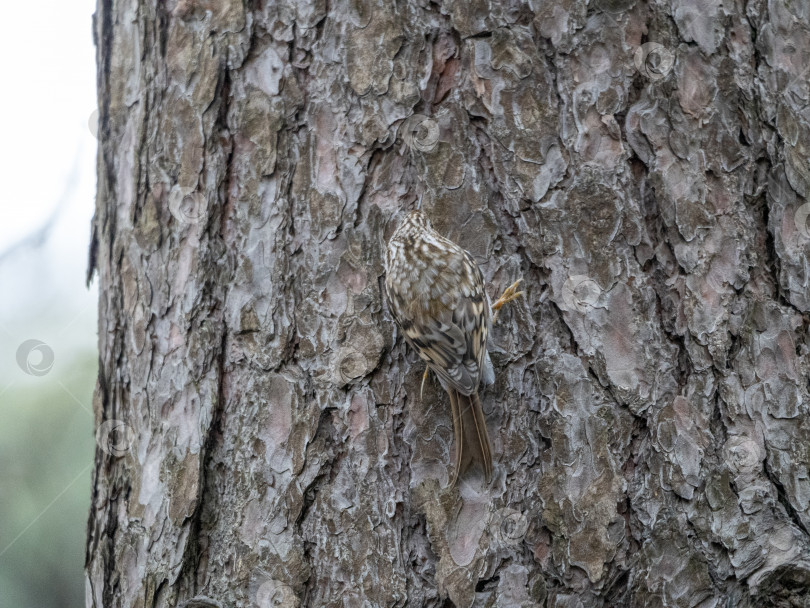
[{"xmin": 86, "ymin": 0, "xmax": 810, "ymax": 606}]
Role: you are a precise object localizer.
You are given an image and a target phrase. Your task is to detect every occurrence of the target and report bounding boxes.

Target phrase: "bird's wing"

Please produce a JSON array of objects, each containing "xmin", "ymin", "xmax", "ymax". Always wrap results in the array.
[{"xmin": 394, "ymin": 256, "xmax": 489, "ymax": 396}]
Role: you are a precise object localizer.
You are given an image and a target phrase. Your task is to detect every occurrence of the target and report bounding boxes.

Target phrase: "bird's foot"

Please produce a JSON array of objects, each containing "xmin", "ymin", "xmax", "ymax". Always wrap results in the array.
[
  {"xmin": 420, "ymin": 365, "xmax": 429, "ymax": 400},
  {"xmin": 492, "ymin": 279, "xmax": 525, "ymax": 324}
]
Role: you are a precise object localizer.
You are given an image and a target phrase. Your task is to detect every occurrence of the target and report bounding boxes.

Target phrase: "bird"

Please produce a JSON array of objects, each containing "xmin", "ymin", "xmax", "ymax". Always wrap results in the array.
[{"xmin": 384, "ymin": 209, "xmax": 523, "ymax": 485}]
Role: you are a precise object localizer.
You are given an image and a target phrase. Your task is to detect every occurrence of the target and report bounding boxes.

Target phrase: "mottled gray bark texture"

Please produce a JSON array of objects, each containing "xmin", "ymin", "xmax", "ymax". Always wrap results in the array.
[{"xmin": 86, "ymin": 0, "xmax": 810, "ymax": 606}]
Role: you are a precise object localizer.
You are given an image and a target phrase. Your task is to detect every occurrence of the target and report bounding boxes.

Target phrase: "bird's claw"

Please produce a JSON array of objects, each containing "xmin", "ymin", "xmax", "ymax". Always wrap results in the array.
[
  {"xmin": 420, "ymin": 365, "xmax": 429, "ymax": 400},
  {"xmin": 492, "ymin": 278, "xmax": 525, "ymax": 324}
]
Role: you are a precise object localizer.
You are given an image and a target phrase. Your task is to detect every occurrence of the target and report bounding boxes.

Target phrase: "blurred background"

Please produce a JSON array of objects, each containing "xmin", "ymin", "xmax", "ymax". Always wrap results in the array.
[{"xmin": 0, "ymin": 1, "xmax": 98, "ymax": 606}]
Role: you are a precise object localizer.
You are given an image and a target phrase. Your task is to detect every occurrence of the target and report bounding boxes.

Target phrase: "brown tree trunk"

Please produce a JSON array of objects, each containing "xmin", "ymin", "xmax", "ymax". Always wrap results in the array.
[{"xmin": 86, "ymin": 0, "xmax": 810, "ymax": 606}]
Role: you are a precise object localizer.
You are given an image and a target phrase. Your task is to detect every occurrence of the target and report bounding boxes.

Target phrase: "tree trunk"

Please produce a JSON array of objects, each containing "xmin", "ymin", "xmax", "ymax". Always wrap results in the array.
[{"xmin": 86, "ymin": 0, "xmax": 810, "ymax": 606}]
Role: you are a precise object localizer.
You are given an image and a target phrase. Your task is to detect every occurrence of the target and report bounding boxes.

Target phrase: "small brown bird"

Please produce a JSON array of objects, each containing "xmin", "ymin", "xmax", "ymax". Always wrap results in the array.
[{"xmin": 384, "ymin": 210, "xmax": 523, "ymax": 485}]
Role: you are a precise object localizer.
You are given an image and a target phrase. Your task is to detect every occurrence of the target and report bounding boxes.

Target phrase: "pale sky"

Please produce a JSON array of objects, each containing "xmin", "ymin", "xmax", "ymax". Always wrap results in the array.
[{"xmin": 0, "ymin": 0, "xmax": 98, "ymax": 357}]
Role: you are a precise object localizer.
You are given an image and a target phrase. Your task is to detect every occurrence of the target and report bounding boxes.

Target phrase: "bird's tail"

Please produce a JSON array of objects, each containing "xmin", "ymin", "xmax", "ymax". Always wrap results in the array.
[{"xmin": 447, "ymin": 388, "xmax": 492, "ymax": 485}]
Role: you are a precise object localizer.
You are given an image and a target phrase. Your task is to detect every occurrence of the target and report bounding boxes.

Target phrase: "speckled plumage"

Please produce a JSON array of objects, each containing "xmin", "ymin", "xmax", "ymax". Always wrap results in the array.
[{"xmin": 384, "ymin": 210, "xmax": 494, "ymax": 484}]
